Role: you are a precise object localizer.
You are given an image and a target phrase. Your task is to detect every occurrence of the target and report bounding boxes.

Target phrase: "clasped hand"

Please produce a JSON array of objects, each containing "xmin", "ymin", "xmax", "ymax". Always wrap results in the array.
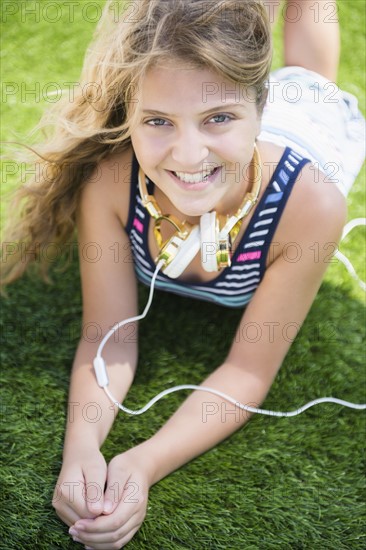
[{"xmin": 53, "ymin": 447, "xmax": 150, "ymax": 549}]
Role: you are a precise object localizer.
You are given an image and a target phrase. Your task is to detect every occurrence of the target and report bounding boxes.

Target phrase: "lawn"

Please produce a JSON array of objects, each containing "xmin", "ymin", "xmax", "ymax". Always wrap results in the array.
[{"xmin": 1, "ymin": 1, "xmax": 365, "ymax": 549}]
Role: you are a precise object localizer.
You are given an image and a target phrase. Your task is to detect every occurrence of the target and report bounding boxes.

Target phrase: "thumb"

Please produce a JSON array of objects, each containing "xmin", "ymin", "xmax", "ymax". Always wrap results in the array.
[
  {"xmin": 83, "ymin": 457, "xmax": 108, "ymax": 516},
  {"xmin": 102, "ymin": 458, "xmax": 130, "ymax": 515}
]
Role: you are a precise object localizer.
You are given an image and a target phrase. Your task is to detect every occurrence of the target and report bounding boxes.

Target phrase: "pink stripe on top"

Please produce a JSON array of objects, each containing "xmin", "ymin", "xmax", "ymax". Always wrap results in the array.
[
  {"xmin": 133, "ymin": 217, "xmax": 144, "ymax": 234},
  {"xmin": 237, "ymin": 251, "xmax": 262, "ymax": 262}
]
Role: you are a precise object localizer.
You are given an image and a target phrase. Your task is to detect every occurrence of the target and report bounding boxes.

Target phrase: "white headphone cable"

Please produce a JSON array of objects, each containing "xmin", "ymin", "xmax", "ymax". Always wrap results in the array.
[
  {"xmin": 334, "ymin": 218, "xmax": 366, "ymax": 291},
  {"xmin": 93, "ymin": 262, "xmax": 366, "ymax": 418}
]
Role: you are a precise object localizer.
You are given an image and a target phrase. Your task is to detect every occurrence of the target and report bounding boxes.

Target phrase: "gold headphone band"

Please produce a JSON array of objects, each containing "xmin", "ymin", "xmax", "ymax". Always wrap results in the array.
[
  {"xmin": 219, "ymin": 145, "xmax": 262, "ymax": 242},
  {"xmin": 154, "ymin": 215, "xmax": 190, "ymax": 249},
  {"xmin": 137, "ymin": 173, "xmax": 161, "ymax": 220},
  {"xmin": 138, "ymin": 167, "xmax": 191, "ymax": 249}
]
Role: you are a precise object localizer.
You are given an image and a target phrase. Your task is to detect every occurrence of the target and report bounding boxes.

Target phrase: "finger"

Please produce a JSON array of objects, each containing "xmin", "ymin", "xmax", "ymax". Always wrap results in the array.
[
  {"xmin": 54, "ymin": 467, "xmax": 98, "ymax": 520},
  {"xmin": 102, "ymin": 460, "xmax": 135, "ymax": 515},
  {"xmin": 72, "ymin": 482, "xmax": 146, "ymax": 547},
  {"xmin": 71, "ymin": 510, "xmax": 142, "ymax": 548},
  {"xmin": 74, "ymin": 479, "xmax": 132, "ymax": 534},
  {"xmin": 83, "ymin": 461, "xmax": 108, "ymax": 516},
  {"xmin": 54, "ymin": 504, "xmax": 81, "ymax": 528},
  {"xmin": 53, "ymin": 481, "xmax": 89, "ymax": 525},
  {"xmin": 71, "ymin": 482, "xmax": 140, "ymax": 540}
]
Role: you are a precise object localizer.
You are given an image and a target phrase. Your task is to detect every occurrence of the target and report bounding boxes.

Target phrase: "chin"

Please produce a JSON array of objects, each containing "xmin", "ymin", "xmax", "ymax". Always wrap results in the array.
[{"xmin": 176, "ymin": 204, "xmax": 211, "ymax": 219}]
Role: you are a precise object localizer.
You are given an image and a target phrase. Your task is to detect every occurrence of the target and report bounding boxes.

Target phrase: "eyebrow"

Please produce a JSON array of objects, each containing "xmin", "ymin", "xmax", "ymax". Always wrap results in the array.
[{"xmin": 141, "ymin": 103, "xmax": 248, "ymax": 117}]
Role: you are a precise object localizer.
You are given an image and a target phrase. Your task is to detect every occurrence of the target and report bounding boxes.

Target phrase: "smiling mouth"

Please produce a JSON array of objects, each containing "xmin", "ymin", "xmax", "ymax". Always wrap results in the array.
[{"xmin": 171, "ymin": 166, "xmax": 220, "ymax": 184}]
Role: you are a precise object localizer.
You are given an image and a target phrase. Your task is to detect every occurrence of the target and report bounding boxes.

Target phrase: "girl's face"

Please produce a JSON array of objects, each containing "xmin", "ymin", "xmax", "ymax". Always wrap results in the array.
[{"xmin": 130, "ymin": 63, "xmax": 261, "ymax": 219}]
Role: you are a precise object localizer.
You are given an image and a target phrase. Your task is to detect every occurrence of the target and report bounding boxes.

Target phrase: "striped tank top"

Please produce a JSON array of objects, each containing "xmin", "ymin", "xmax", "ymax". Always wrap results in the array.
[{"xmin": 125, "ymin": 147, "xmax": 310, "ymax": 308}]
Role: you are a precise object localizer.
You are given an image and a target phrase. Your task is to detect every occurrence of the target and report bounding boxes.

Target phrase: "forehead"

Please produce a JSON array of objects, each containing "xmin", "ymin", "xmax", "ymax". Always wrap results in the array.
[{"xmin": 137, "ymin": 63, "xmax": 256, "ymax": 112}]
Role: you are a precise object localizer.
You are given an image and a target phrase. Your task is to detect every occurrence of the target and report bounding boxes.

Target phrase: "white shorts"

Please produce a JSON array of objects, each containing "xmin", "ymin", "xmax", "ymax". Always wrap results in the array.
[{"xmin": 258, "ymin": 66, "xmax": 365, "ymax": 196}]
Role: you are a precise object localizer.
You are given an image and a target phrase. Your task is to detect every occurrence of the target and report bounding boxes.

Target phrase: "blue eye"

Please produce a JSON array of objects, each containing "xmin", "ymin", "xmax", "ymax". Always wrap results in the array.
[
  {"xmin": 209, "ymin": 114, "xmax": 232, "ymax": 124},
  {"xmin": 146, "ymin": 118, "xmax": 169, "ymax": 126}
]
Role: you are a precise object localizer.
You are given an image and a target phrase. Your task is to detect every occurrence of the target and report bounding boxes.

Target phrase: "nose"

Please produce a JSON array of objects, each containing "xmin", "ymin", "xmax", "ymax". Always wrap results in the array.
[{"xmin": 170, "ymin": 125, "xmax": 210, "ymax": 169}]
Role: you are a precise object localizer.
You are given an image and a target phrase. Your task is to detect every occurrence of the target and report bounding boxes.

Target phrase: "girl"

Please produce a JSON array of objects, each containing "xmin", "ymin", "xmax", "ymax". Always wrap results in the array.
[{"xmin": 1, "ymin": 1, "xmax": 364, "ymax": 548}]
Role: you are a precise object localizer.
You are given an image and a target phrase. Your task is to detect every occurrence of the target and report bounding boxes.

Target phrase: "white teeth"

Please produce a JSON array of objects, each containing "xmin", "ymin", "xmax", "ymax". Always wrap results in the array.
[{"xmin": 174, "ymin": 167, "xmax": 216, "ymax": 183}]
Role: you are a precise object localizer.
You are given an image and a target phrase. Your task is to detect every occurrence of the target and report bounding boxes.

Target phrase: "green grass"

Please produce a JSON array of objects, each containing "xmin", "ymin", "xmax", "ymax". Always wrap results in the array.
[{"xmin": 1, "ymin": 1, "xmax": 365, "ymax": 549}]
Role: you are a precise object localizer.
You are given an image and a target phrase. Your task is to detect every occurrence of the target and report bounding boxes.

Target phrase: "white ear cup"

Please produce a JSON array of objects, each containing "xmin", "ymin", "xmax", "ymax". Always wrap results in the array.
[
  {"xmin": 163, "ymin": 225, "xmax": 201, "ymax": 278},
  {"xmin": 200, "ymin": 212, "xmax": 218, "ymax": 272}
]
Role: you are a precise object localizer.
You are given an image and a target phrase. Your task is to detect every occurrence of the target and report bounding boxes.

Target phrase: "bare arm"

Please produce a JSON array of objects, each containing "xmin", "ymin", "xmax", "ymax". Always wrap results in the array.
[
  {"xmin": 127, "ymin": 166, "xmax": 347, "ymax": 485},
  {"xmin": 54, "ymin": 150, "xmax": 139, "ymax": 522}
]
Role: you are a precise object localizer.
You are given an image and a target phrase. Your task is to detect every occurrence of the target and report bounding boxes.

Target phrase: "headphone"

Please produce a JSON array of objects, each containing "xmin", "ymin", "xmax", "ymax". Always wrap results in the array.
[{"xmin": 138, "ymin": 146, "xmax": 262, "ymax": 278}]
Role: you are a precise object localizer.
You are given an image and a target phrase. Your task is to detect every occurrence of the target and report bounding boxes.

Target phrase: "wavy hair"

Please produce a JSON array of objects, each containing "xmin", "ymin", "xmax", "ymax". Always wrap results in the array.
[{"xmin": 1, "ymin": 0, "xmax": 272, "ymax": 289}]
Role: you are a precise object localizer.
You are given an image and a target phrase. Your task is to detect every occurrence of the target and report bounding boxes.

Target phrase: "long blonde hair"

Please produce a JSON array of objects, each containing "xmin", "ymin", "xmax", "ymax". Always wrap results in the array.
[{"xmin": 1, "ymin": 0, "xmax": 272, "ymax": 289}]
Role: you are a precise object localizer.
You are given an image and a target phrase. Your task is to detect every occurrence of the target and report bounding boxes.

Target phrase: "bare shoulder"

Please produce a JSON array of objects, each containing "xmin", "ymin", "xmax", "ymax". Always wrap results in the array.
[
  {"xmin": 290, "ymin": 162, "xmax": 347, "ymax": 237},
  {"xmin": 80, "ymin": 145, "xmax": 134, "ymax": 228},
  {"xmin": 272, "ymin": 162, "xmax": 347, "ymax": 265}
]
